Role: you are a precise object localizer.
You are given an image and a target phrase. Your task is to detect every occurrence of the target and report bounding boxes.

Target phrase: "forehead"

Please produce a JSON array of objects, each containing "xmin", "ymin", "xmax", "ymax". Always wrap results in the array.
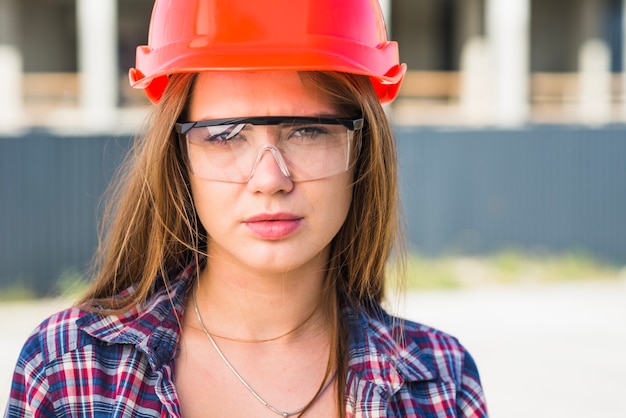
[{"xmin": 188, "ymin": 71, "xmax": 338, "ymax": 120}]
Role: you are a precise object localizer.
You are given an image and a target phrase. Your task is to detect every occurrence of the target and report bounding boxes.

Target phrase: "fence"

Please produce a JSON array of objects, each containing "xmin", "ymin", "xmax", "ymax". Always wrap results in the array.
[
  {"xmin": 396, "ymin": 125, "xmax": 626, "ymax": 262},
  {"xmin": 0, "ymin": 132, "xmax": 129, "ymax": 296},
  {"xmin": 1, "ymin": 126, "xmax": 625, "ymax": 295}
]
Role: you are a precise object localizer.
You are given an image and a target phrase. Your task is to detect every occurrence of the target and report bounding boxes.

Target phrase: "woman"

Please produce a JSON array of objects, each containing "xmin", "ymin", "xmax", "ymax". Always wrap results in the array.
[{"xmin": 5, "ymin": 0, "xmax": 488, "ymax": 417}]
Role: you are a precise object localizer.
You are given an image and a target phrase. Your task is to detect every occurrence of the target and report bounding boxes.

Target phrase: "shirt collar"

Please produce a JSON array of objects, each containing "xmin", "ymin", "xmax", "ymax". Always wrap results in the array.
[
  {"xmin": 344, "ymin": 302, "xmax": 437, "ymax": 395},
  {"xmin": 76, "ymin": 262, "xmax": 197, "ymax": 370},
  {"xmin": 76, "ymin": 262, "xmax": 438, "ymax": 385}
]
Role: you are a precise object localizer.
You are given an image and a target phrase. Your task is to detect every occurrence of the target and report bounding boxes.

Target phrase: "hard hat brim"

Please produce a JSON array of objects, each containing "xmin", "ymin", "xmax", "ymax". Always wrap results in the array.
[{"xmin": 130, "ymin": 38, "xmax": 406, "ymax": 104}]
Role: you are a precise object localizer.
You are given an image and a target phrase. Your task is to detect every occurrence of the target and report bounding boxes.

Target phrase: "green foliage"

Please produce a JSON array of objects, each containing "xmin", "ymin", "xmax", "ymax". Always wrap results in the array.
[
  {"xmin": 1, "ymin": 252, "xmax": 622, "ymax": 301},
  {"xmin": 54, "ymin": 268, "xmax": 89, "ymax": 299},
  {"xmin": 0, "ymin": 268, "xmax": 89, "ymax": 302},
  {"xmin": 387, "ymin": 255, "xmax": 461, "ymax": 290},
  {"xmin": 0, "ymin": 284, "xmax": 37, "ymax": 302},
  {"xmin": 388, "ymin": 250, "xmax": 622, "ymax": 291}
]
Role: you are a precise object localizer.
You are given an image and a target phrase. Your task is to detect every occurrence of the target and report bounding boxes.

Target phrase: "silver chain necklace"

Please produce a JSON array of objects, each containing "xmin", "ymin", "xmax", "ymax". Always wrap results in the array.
[{"xmin": 192, "ymin": 287, "xmax": 335, "ymax": 417}]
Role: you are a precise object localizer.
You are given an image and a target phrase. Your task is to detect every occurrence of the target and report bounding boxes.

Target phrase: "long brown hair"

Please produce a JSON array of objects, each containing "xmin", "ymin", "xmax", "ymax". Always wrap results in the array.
[
  {"xmin": 79, "ymin": 71, "xmax": 404, "ymax": 417},
  {"xmin": 304, "ymin": 72, "xmax": 403, "ymax": 310},
  {"xmin": 299, "ymin": 72, "xmax": 404, "ymax": 417},
  {"xmin": 78, "ymin": 73, "xmax": 200, "ymax": 309}
]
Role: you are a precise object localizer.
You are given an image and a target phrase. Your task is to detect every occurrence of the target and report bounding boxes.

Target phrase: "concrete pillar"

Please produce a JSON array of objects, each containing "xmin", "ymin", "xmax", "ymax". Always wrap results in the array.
[
  {"xmin": 578, "ymin": 40, "xmax": 612, "ymax": 125},
  {"xmin": 486, "ymin": 0, "xmax": 530, "ymax": 126},
  {"xmin": 0, "ymin": 46, "xmax": 23, "ymax": 133},
  {"xmin": 0, "ymin": 0, "xmax": 23, "ymax": 132},
  {"xmin": 460, "ymin": 38, "xmax": 493, "ymax": 125},
  {"xmin": 0, "ymin": 0, "xmax": 19, "ymax": 45},
  {"xmin": 623, "ymin": 0, "xmax": 626, "ymax": 119},
  {"xmin": 76, "ymin": 0, "xmax": 118, "ymax": 132},
  {"xmin": 458, "ymin": 0, "xmax": 491, "ymax": 125},
  {"xmin": 577, "ymin": 0, "xmax": 612, "ymax": 125},
  {"xmin": 455, "ymin": 0, "xmax": 483, "ymax": 64}
]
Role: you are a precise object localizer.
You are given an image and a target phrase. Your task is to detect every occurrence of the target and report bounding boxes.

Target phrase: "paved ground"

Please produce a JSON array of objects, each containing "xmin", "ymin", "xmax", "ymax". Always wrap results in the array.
[
  {"xmin": 393, "ymin": 280, "xmax": 626, "ymax": 418},
  {"xmin": 2, "ymin": 280, "xmax": 625, "ymax": 417}
]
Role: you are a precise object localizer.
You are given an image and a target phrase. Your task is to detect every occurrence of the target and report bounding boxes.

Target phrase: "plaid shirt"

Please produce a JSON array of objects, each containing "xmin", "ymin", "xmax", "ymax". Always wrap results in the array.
[{"xmin": 5, "ymin": 264, "xmax": 488, "ymax": 417}]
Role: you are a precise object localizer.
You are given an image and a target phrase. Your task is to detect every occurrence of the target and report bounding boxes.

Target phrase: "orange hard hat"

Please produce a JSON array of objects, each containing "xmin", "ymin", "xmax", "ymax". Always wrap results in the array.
[{"xmin": 129, "ymin": 0, "xmax": 406, "ymax": 104}]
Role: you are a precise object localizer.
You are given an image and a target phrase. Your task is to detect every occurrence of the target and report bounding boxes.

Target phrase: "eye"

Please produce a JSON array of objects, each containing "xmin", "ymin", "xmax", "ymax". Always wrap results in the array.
[
  {"xmin": 289, "ymin": 125, "xmax": 330, "ymax": 141},
  {"xmin": 210, "ymin": 123, "xmax": 246, "ymax": 141},
  {"xmin": 194, "ymin": 123, "xmax": 247, "ymax": 144}
]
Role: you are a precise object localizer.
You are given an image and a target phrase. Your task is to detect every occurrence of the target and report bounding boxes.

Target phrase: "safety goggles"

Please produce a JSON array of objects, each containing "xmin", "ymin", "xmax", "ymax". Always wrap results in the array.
[{"xmin": 175, "ymin": 116, "xmax": 364, "ymax": 183}]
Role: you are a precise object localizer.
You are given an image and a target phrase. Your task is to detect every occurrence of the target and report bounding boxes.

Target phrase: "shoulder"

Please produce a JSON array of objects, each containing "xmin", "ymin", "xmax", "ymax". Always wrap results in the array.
[
  {"xmin": 16, "ymin": 263, "xmax": 192, "ymax": 369},
  {"xmin": 6, "ymin": 306, "xmax": 115, "ymax": 416},
  {"xmin": 349, "ymin": 309, "xmax": 487, "ymax": 417},
  {"xmin": 7, "ymin": 303, "xmax": 165, "ymax": 416},
  {"xmin": 397, "ymin": 318, "xmax": 488, "ymax": 415},
  {"xmin": 347, "ymin": 304, "xmax": 466, "ymax": 359},
  {"xmin": 385, "ymin": 313, "xmax": 488, "ymax": 416},
  {"xmin": 12, "ymin": 304, "xmax": 142, "ymax": 389},
  {"xmin": 346, "ymin": 305, "xmax": 488, "ymax": 415},
  {"xmin": 396, "ymin": 317, "xmax": 470, "ymax": 369},
  {"xmin": 17, "ymin": 300, "xmax": 149, "ymax": 367},
  {"xmin": 355, "ymin": 308, "xmax": 472, "ymax": 380},
  {"xmin": 6, "ymin": 265, "xmax": 194, "ymax": 416},
  {"xmin": 20, "ymin": 305, "xmax": 92, "ymax": 365}
]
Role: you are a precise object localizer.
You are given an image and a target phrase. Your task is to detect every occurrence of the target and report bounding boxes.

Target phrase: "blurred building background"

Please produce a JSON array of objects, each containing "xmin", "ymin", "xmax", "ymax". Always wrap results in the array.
[
  {"xmin": 1, "ymin": 0, "xmax": 625, "ymax": 129},
  {"xmin": 1, "ymin": 0, "xmax": 626, "ymax": 295}
]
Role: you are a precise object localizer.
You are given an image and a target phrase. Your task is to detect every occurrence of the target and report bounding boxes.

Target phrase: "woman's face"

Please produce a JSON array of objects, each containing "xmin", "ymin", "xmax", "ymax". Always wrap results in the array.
[{"xmin": 186, "ymin": 71, "xmax": 353, "ymax": 277}]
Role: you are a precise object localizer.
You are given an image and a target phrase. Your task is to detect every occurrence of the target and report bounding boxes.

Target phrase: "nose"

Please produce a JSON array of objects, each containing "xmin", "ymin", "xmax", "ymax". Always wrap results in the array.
[
  {"xmin": 246, "ymin": 145, "xmax": 294, "ymax": 193},
  {"xmin": 249, "ymin": 145, "xmax": 291, "ymax": 179}
]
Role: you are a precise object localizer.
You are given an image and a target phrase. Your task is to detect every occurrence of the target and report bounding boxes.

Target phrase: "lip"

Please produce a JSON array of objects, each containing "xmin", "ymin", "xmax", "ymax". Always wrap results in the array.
[{"xmin": 242, "ymin": 212, "xmax": 303, "ymax": 240}]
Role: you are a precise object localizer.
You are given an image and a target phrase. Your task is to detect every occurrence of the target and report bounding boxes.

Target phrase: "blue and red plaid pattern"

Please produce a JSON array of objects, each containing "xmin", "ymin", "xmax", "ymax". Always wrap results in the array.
[
  {"xmin": 4, "ymin": 263, "xmax": 488, "ymax": 417},
  {"xmin": 343, "ymin": 305, "xmax": 488, "ymax": 417}
]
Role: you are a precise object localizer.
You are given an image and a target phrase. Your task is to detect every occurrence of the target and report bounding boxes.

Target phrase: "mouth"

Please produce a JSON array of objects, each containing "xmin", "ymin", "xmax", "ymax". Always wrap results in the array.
[
  {"xmin": 243, "ymin": 213, "xmax": 303, "ymax": 240},
  {"xmin": 244, "ymin": 212, "xmax": 302, "ymax": 222}
]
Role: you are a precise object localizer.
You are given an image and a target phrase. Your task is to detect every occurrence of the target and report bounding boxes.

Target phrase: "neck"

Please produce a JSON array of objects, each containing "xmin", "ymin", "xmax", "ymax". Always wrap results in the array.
[{"xmin": 192, "ymin": 254, "xmax": 330, "ymax": 343}]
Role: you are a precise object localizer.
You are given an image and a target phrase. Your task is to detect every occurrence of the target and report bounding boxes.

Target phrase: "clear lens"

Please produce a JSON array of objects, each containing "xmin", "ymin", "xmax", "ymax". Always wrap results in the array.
[{"xmin": 182, "ymin": 118, "xmax": 360, "ymax": 182}]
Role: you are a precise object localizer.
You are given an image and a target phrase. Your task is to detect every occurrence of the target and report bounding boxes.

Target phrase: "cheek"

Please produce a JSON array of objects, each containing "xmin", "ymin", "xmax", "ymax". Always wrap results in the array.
[
  {"xmin": 189, "ymin": 173, "xmax": 354, "ymax": 243},
  {"xmin": 189, "ymin": 179, "xmax": 232, "ymax": 232},
  {"xmin": 316, "ymin": 177, "xmax": 353, "ymax": 233}
]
